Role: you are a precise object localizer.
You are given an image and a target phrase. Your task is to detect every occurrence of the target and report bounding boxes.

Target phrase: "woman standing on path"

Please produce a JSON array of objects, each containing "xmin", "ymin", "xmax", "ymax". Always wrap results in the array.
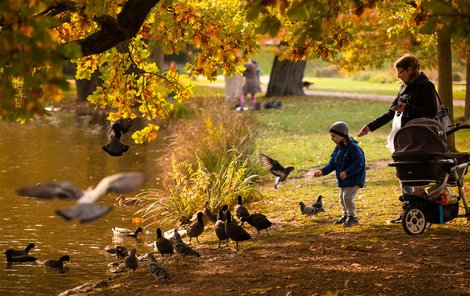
[{"xmin": 357, "ymin": 54, "xmax": 438, "ymax": 223}]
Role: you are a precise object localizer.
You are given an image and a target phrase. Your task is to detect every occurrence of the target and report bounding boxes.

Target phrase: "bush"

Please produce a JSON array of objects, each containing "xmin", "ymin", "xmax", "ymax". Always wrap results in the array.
[
  {"xmin": 137, "ymin": 98, "xmax": 262, "ymax": 224},
  {"xmin": 137, "ymin": 154, "xmax": 261, "ymax": 224}
]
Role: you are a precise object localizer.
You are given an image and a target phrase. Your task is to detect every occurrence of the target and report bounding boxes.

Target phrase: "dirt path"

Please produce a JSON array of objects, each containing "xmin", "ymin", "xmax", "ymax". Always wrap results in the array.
[
  {"xmin": 203, "ymin": 78, "xmax": 466, "ymax": 107},
  {"xmin": 63, "ymin": 219, "xmax": 470, "ymax": 296}
]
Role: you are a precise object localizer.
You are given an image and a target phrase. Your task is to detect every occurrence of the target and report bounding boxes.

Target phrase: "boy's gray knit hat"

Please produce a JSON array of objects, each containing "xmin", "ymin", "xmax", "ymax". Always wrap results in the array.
[{"xmin": 329, "ymin": 121, "xmax": 349, "ymax": 138}]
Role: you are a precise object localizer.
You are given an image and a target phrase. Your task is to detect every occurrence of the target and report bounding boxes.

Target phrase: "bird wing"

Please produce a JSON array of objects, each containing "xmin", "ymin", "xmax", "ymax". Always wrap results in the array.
[
  {"xmin": 116, "ymin": 118, "xmax": 133, "ymax": 135},
  {"xmin": 312, "ymin": 197, "xmax": 323, "ymax": 209},
  {"xmin": 259, "ymin": 153, "xmax": 286, "ymax": 173},
  {"xmin": 17, "ymin": 182, "xmax": 83, "ymax": 199},
  {"xmin": 301, "ymin": 204, "xmax": 315, "ymax": 215},
  {"xmin": 56, "ymin": 203, "xmax": 112, "ymax": 223},
  {"xmin": 102, "ymin": 138, "xmax": 129, "ymax": 157},
  {"xmin": 175, "ymin": 241, "xmax": 200, "ymax": 257},
  {"xmin": 93, "ymin": 172, "xmax": 147, "ymax": 197}
]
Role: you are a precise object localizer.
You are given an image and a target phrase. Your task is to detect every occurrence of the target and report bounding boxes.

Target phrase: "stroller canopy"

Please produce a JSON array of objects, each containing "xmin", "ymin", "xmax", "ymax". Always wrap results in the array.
[{"xmin": 392, "ymin": 118, "xmax": 450, "ymax": 159}]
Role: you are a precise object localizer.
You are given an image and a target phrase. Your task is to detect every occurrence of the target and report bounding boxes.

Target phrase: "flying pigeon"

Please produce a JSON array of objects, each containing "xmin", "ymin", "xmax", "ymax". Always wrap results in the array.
[
  {"xmin": 259, "ymin": 153, "xmax": 294, "ymax": 189},
  {"xmin": 103, "ymin": 118, "xmax": 133, "ymax": 157},
  {"xmin": 299, "ymin": 195, "xmax": 325, "ymax": 216},
  {"xmin": 17, "ymin": 172, "xmax": 147, "ymax": 223}
]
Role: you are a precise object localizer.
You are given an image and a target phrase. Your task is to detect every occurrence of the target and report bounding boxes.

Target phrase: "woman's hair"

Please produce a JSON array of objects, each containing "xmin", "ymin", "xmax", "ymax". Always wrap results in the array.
[{"xmin": 395, "ymin": 54, "xmax": 420, "ymax": 77}]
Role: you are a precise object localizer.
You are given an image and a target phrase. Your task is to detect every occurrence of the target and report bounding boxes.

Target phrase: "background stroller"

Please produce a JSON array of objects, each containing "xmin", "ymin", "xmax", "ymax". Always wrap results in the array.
[{"xmin": 388, "ymin": 118, "xmax": 470, "ymax": 235}]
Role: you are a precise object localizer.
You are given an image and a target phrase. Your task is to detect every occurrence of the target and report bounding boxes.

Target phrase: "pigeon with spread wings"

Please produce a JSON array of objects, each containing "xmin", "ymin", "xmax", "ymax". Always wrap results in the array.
[
  {"xmin": 103, "ymin": 118, "xmax": 133, "ymax": 157},
  {"xmin": 17, "ymin": 172, "xmax": 146, "ymax": 223},
  {"xmin": 259, "ymin": 153, "xmax": 294, "ymax": 189}
]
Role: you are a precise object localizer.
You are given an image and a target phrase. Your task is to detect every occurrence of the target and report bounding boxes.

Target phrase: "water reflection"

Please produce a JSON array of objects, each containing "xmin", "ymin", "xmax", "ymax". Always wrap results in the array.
[{"xmin": 0, "ymin": 112, "xmax": 168, "ymax": 295}]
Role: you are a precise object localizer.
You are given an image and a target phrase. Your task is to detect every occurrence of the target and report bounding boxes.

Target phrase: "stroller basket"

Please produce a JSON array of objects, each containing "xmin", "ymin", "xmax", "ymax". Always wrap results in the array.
[
  {"xmin": 389, "ymin": 118, "xmax": 470, "ymax": 184},
  {"xmin": 388, "ymin": 158, "xmax": 455, "ymax": 185}
]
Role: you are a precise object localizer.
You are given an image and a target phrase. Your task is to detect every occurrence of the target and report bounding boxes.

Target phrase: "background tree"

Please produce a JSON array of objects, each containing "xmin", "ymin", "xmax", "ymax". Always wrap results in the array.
[
  {"xmin": 250, "ymin": 0, "xmax": 468, "ymax": 122},
  {"xmin": 0, "ymin": 0, "xmax": 260, "ymax": 142}
]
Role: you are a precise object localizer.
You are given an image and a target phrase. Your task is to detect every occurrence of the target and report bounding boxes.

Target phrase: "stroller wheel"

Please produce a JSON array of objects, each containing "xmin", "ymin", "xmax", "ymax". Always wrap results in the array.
[{"xmin": 402, "ymin": 206, "xmax": 427, "ymax": 235}]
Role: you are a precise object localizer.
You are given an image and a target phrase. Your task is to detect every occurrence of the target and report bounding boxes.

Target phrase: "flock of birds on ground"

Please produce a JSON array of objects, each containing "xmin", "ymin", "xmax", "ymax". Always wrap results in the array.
[{"xmin": 5, "ymin": 151, "xmax": 325, "ymax": 282}]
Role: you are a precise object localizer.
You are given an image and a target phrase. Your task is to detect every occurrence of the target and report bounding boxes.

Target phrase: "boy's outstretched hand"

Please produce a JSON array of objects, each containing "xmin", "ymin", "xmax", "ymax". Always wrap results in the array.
[{"xmin": 313, "ymin": 170, "xmax": 323, "ymax": 177}]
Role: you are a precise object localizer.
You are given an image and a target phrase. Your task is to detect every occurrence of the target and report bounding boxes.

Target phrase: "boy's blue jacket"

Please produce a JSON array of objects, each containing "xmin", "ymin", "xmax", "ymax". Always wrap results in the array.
[{"xmin": 321, "ymin": 140, "xmax": 366, "ymax": 188}]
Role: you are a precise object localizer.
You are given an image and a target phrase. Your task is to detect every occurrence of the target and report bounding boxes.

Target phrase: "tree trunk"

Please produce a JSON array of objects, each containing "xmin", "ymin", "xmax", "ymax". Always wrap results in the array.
[
  {"xmin": 149, "ymin": 42, "xmax": 165, "ymax": 73},
  {"xmin": 437, "ymin": 30, "xmax": 455, "ymax": 149},
  {"xmin": 465, "ymin": 54, "xmax": 470, "ymax": 120},
  {"xmin": 266, "ymin": 55, "xmax": 306, "ymax": 97},
  {"xmin": 76, "ymin": 70, "xmax": 102, "ymax": 101}
]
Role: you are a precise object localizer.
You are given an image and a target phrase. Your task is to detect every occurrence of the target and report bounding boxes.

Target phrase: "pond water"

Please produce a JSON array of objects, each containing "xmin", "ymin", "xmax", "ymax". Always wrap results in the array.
[{"xmin": 0, "ymin": 111, "xmax": 169, "ymax": 295}]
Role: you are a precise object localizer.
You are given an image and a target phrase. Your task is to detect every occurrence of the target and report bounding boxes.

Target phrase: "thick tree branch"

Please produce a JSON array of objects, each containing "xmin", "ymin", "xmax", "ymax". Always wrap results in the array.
[{"xmin": 60, "ymin": 0, "xmax": 160, "ymax": 58}]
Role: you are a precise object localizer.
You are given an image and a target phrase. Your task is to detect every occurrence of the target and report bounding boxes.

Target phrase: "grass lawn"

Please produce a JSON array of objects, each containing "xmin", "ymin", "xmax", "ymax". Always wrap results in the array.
[
  {"xmin": 253, "ymin": 94, "xmax": 470, "ymax": 228},
  {"xmin": 90, "ymin": 90, "xmax": 470, "ymax": 296}
]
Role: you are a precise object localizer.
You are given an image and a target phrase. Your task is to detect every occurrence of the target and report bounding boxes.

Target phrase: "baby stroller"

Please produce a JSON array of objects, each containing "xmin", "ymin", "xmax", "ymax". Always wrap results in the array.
[{"xmin": 388, "ymin": 118, "xmax": 470, "ymax": 235}]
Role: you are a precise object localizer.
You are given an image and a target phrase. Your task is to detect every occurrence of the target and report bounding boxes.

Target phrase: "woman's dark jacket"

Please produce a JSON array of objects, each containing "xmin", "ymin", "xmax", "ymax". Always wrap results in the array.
[{"xmin": 367, "ymin": 72, "xmax": 438, "ymax": 131}]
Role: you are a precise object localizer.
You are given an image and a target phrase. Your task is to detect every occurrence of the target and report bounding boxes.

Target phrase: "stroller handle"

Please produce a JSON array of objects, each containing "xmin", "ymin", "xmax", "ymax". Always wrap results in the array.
[
  {"xmin": 446, "ymin": 123, "xmax": 470, "ymax": 136},
  {"xmin": 388, "ymin": 159, "xmax": 455, "ymax": 167}
]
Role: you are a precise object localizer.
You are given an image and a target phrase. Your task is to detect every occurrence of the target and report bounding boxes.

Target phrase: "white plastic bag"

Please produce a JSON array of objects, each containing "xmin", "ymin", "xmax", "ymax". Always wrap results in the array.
[{"xmin": 386, "ymin": 112, "xmax": 402, "ymax": 152}]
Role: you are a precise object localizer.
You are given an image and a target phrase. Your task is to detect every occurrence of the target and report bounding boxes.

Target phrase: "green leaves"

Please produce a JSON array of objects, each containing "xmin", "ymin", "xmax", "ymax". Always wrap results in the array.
[{"xmin": 259, "ymin": 16, "xmax": 281, "ymax": 37}]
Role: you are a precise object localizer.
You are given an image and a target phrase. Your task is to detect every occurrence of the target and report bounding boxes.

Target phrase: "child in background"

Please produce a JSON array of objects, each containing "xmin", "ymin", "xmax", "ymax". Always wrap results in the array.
[
  {"xmin": 166, "ymin": 60, "xmax": 178, "ymax": 102},
  {"xmin": 313, "ymin": 121, "xmax": 366, "ymax": 227},
  {"xmin": 239, "ymin": 60, "xmax": 261, "ymax": 111}
]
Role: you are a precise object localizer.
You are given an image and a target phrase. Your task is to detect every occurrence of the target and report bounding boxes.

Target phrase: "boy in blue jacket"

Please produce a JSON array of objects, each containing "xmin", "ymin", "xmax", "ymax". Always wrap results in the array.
[{"xmin": 314, "ymin": 121, "xmax": 366, "ymax": 227}]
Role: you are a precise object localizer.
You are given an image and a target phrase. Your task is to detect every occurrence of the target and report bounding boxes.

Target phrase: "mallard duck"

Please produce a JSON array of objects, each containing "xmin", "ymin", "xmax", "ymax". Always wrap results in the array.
[
  {"xmin": 4, "ymin": 250, "xmax": 37, "ymax": 263},
  {"xmin": 124, "ymin": 248, "xmax": 138, "ymax": 275},
  {"xmin": 155, "ymin": 228, "xmax": 174, "ymax": 259},
  {"xmin": 214, "ymin": 209, "xmax": 229, "ymax": 248},
  {"xmin": 187, "ymin": 211, "xmax": 205, "ymax": 244},
  {"xmin": 112, "ymin": 226, "xmax": 143, "ymax": 238},
  {"xmin": 259, "ymin": 153, "xmax": 294, "ymax": 189},
  {"xmin": 116, "ymin": 196, "xmax": 141, "ymax": 206},
  {"xmin": 5, "ymin": 243, "xmax": 35, "ymax": 257},
  {"xmin": 17, "ymin": 172, "xmax": 147, "ymax": 223},
  {"xmin": 234, "ymin": 195, "xmax": 250, "ymax": 224},
  {"xmin": 173, "ymin": 228, "xmax": 200, "ymax": 257},
  {"xmin": 241, "ymin": 213, "xmax": 272, "ymax": 238},
  {"xmin": 44, "ymin": 255, "xmax": 70, "ymax": 269},
  {"xmin": 225, "ymin": 210, "xmax": 251, "ymax": 252},
  {"xmin": 147, "ymin": 253, "xmax": 170, "ymax": 280}
]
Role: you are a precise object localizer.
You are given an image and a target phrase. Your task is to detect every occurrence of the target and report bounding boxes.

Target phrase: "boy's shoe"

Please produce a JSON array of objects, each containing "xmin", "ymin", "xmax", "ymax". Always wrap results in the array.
[
  {"xmin": 334, "ymin": 216, "xmax": 347, "ymax": 225},
  {"xmin": 343, "ymin": 216, "xmax": 359, "ymax": 227}
]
